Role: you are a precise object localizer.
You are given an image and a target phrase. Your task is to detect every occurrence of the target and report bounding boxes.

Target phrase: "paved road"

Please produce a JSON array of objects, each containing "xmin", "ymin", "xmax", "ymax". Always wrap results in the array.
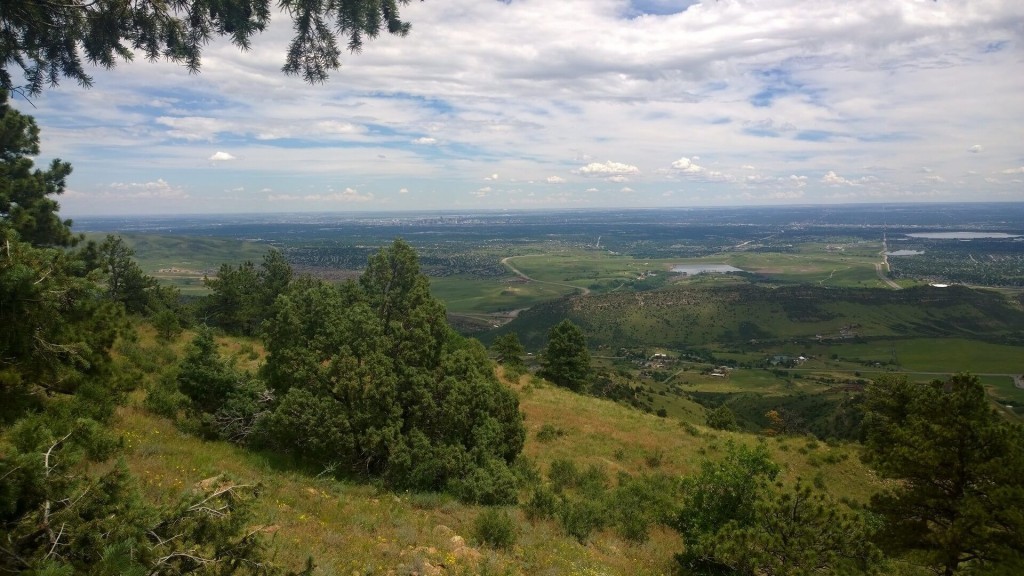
[
  {"xmin": 501, "ymin": 256, "xmax": 591, "ymax": 296},
  {"xmin": 876, "ymin": 235, "xmax": 902, "ymax": 290}
]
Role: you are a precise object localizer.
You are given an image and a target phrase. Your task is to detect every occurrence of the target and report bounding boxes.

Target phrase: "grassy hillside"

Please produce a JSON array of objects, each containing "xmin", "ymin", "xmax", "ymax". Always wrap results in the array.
[
  {"xmin": 493, "ymin": 281, "xmax": 1024, "ymax": 356},
  {"xmin": 111, "ymin": 327, "xmax": 883, "ymax": 575}
]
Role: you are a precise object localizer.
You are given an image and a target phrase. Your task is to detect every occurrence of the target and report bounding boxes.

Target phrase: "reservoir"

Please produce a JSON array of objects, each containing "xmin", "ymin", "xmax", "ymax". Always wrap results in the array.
[
  {"xmin": 672, "ymin": 264, "xmax": 745, "ymax": 274},
  {"xmin": 905, "ymin": 232, "xmax": 1020, "ymax": 240}
]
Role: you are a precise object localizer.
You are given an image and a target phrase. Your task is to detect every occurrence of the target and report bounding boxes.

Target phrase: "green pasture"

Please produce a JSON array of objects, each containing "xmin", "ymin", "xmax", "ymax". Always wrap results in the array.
[
  {"xmin": 504, "ymin": 251, "xmax": 655, "ymax": 284},
  {"xmin": 87, "ymin": 233, "xmax": 272, "ymax": 273},
  {"xmin": 429, "ymin": 275, "xmax": 575, "ymax": 314},
  {"xmin": 819, "ymin": 338, "xmax": 1024, "ymax": 375}
]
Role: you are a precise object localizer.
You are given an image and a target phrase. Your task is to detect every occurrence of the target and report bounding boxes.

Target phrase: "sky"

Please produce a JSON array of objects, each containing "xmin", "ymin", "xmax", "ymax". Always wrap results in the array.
[{"xmin": 14, "ymin": 0, "xmax": 1024, "ymax": 215}]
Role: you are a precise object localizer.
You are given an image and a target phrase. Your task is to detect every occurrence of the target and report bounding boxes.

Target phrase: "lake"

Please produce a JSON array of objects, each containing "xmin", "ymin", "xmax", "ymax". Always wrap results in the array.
[
  {"xmin": 905, "ymin": 232, "xmax": 1020, "ymax": 240},
  {"xmin": 672, "ymin": 264, "xmax": 745, "ymax": 274}
]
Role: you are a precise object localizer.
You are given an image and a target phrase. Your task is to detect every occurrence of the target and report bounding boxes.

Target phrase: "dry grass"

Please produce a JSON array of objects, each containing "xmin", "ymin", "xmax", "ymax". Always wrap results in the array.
[{"xmin": 107, "ymin": 333, "xmax": 884, "ymax": 575}]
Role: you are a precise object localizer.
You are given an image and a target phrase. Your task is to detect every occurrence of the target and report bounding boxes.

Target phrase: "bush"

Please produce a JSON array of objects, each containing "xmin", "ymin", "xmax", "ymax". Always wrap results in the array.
[
  {"xmin": 524, "ymin": 485, "xmax": 560, "ymax": 521},
  {"xmin": 548, "ymin": 458, "xmax": 579, "ymax": 492},
  {"xmin": 536, "ymin": 423, "xmax": 566, "ymax": 443},
  {"xmin": 450, "ymin": 457, "xmax": 519, "ymax": 505},
  {"xmin": 473, "ymin": 508, "xmax": 518, "ymax": 550},
  {"xmin": 559, "ymin": 498, "xmax": 607, "ymax": 543},
  {"xmin": 143, "ymin": 372, "xmax": 189, "ymax": 419}
]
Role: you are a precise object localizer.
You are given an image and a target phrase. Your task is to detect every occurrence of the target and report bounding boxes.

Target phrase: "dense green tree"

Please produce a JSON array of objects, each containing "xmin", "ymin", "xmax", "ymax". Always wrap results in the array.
[
  {"xmin": 203, "ymin": 249, "xmax": 292, "ymax": 335},
  {"xmin": 1, "ymin": 0, "xmax": 414, "ymax": 95},
  {"xmin": 177, "ymin": 328, "xmax": 242, "ymax": 414},
  {"xmin": 97, "ymin": 234, "xmax": 159, "ymax": 314},
  {"xmin": 674, "ymin": 442, "xmax": 780, "ymax": 571},
  {"xmin": 862, "ymin": 373, "xmax": 1024, "ymax": 574},
  {"xmin": 0, "ymin": 230, "xmax": 124, "ymax": 416},
  {"xmin": 491, "ymin": 332, "xmax": 526, "ymax": 366},
  {"xmin": 711, "ymin": 481, "xmax": 880, "ymax": 576},
  {"xmin": 674, "ymin": 444, "xmax": 878, "ymax": 575},
  {"xmin": 259, "ymin": 240, "xmax": 526, "ymax": 501},
  {"xmin": 540, "ymin": 320, "xmax": 592, "ymax": 392},
  {"xmin": 706, "ymin": 404, "xmax": 739, "ymax": 431},
  {"xmin": 0, "ymin": 90, "xmax": 75, "ymax": 246}
]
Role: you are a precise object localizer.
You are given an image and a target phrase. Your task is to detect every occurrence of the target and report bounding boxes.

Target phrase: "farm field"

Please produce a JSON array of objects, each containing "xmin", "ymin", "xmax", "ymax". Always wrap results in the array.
[{"xmin": 75, "ymin": 205, "xmax": 1024, "ymax": 426}]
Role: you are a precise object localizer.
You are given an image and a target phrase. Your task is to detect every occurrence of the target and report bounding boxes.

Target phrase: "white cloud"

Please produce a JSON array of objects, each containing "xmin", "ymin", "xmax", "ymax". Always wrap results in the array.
[
  {"xmin": 585, "ymin": 187, "xmax": 599, "ymax": 193},
  {"xmin": 968, "ymin": 144, "xmax": 983, "ymax": 153},
  {"xmin": 546, "ymin": 175, "xmax": 567, "ymax": 183},
  {"xmin": 577, "ymin": 161, "xmax": 640, "ymax": 177},
  {"xmin": 399, "ymin": 187, "xmax": 409, "ymax": 194},
  {"xmin": 305, "ymin": 188, "xmax": 374, "ymax": 202},
  {"xmin": 27, "ymin": 0, "xmax": 1024, "ymax": 211},
  {"xmin": 157, "ymin": 116, "xmax": 232, "ymax": 141},
  {"xmin": 209, "ymin": 151, "xmax": 236, "ymax": 161},
  {"xmin": 1001, "ymin": 167, "xmax": 1024, "ymax": 174},
  {"xmin": 620, "ymin": 187, "xmax": 635, "ymax": 193},
  {"xmin": 105, "ymin": 179, "xmax": 188, "ymax": 199},
  {"xmin": 606, "ymin": 175, "xmax": 629, "ymax": 183},
  {"xmin": 477, "ymin": 186, "xmax": 492, "ymax": 193},
  {"xmin": 822, "ymin": 171, "xmax": 857, "ymax": 186},
  {"xmin": 671, "ymin": 157, "xmax": 704, "ymax": 173},
  {"xmin": 484, "ymin": 173, "xmax": 499, "ymax": 181}
]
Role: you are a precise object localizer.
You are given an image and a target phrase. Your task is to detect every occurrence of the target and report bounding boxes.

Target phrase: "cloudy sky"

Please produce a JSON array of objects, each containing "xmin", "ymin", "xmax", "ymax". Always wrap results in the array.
[{"xmin": 16, "ymin": 0, "xmax": 1024, "ymax": 215}]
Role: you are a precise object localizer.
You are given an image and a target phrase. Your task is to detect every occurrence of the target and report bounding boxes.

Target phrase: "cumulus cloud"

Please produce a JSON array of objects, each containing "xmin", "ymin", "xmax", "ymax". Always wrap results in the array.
[
  {"xmin": 822, "ymin": 171, "xmax": 858, "ymax": 186},
  {"xmin": 577, "ymin": 161, "xmax": 640, "ymax": 177},
  {"xmin": 412, "ymin": 137, "xmax": 438, "ymax": 145},
  {"xmin": 484, "ymin": 173, "xmax": 499, "ymax": 181},
  {"xmin": 208, "ymin": 151, "xmax": 236, "ymax": 161},
  {"xmin": 606, "ymin": 175, "xmax": 629, "ymax": 183},
  {"xmin": 620, "ymin": 187, "xmax": 635, "ymax": 193},
  {"xmin": 585, "ymin": 187, "xmax": 599, "ymax": 193},
  {"xmin": 671, "ymin": 157, "xmax": 704, "ymax": 173},
  {"xmin": 546, "ymin": 175, "xmax": 567, "ymax": 183},
  {"xmin": 968, "ymin": 144, "xmax": 983, "ymax": 153},
  {"xmin": 1001, "ymin": 167, "xmax": 1024, "ymax": 174},
  {"xmin": 399, "ymin": 187, "xmax": 409, "ymax": 194}
]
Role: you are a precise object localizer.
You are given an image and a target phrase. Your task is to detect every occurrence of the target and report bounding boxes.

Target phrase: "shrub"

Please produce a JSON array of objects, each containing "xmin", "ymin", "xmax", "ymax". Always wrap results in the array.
[
  {"xmin": 473, "ymin": 508, "xmax": 518, "ymax": 550},
  {"xmin": 524, "ymin": 486, "xmax": 560, "ymax": 521},
  {"xmin": 536, "ymin": 423, "xmax": 565, "ymax": 443},
  {"xmin": 549, "ymin": 458, "xmax": 579, "ymax": 492},
  {"xmin": 559, "ymin": 498, "xmax": 607, "ymax": 543}
]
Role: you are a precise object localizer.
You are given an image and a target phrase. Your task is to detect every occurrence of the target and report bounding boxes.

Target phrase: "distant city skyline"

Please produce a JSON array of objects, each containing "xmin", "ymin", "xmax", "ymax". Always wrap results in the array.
[{"xmin": 13, "ymin": 0, "xmax": 1024, "ymax": 216}]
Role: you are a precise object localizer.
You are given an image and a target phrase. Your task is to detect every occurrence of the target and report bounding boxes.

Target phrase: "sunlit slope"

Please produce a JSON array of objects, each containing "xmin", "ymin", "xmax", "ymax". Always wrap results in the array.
[
  {"xmin": 496, "ymin": 281, "xmax": 1024, "ymax": 354},
  {"xmin": 113, "ymin": 328, "xmax": 881, "ymax": 575}
]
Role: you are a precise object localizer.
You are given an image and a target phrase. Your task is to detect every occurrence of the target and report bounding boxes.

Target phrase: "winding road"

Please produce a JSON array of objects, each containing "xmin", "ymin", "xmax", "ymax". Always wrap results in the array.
[{"xmin": 501, "ymin": 256, "xmax": 591, "ymax": 296}]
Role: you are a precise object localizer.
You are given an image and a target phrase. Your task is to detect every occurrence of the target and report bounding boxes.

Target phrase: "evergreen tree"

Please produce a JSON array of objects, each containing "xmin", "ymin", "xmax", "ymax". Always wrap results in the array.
[
  {"xmin": 540, "ymin": 320, "xmax": 592, "ymax": 392},
  {"xmin": 0, "ymin": 90, "xmax": 75, "ymax": 246},
  {"xmin": 706, "ymin": 404, "xmax": 739, "ymax": 431},
  {"xmin": 2, "ymin": 0, "xmax": 414, "ymax": 95},
  {"xmin": 259, "ymin": 240, "xmax": 526, "ymax": 501},
  {"xmin": 97, "ymin": 234, "xmax": 159, "ymax": 314},
  {"xmin": 491, "ymin": 332, "xmax": 526, "ymax": 367},
  {"xmin": 862, "ymin": 373, "xmax": 1024, "ymax": 574}
]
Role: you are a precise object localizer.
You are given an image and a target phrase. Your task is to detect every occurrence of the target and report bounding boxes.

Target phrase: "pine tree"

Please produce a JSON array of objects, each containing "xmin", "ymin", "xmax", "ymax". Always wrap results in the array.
[
  {"xmin": 540, "ymin": 320, "xmax": 592, "ymax": 392},
  {"xmin": 862, "ymin": 373, "xmax": 1024, "ymax": 574}
]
